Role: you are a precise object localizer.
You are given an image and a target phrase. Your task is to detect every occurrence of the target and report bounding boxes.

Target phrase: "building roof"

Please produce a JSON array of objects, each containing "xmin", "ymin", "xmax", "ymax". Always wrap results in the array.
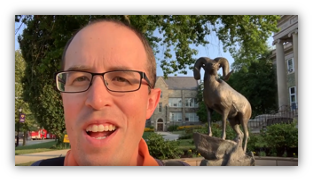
[{"xmin": 158, "ymin": 76, "xmax": 199, "ymax": 90}]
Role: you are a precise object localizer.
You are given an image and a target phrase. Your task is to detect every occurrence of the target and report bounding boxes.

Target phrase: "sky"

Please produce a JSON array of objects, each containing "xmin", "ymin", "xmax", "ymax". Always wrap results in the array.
[{"xmin": 14, "ymin": 20, "xmax": 238, "ymax": 78}]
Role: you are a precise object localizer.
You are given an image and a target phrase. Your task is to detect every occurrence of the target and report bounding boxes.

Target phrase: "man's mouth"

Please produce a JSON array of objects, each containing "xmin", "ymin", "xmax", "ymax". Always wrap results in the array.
[{"xmin": 85, "ymin": 124, "xmax": 117, "ymax": 140}]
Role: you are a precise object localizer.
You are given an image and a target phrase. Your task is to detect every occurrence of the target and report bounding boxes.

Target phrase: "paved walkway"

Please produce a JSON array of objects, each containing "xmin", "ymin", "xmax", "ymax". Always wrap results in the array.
[{"xmin": 155, "ymin": 131, "xmax": 180, "ymax": 141}]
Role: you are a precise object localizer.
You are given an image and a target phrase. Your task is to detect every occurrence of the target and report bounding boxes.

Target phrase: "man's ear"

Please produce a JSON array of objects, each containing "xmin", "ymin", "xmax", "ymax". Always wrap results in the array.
[{"xmin": 146, "ymin": 88, "xmax": 161, "ymax": 119}]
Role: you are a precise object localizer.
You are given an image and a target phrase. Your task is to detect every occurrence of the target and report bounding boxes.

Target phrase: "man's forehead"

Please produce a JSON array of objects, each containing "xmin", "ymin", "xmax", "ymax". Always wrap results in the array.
[
  {"xmin": 64, "ymin": 21, "xmax": 148, "ymax": 71},
  {"xmin": 77, "ymin": 21, "xmax": 130, "ymax": 38},
  {"xmin": 67, "ymin": 21, "xmax": 141, "ymax": 52}
]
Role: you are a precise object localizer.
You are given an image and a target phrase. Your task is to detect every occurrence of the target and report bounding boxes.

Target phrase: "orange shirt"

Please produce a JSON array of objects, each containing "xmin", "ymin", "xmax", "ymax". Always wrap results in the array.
[{"xmin": 64, "ymin": 138, "xmax": 159, "ymax": 166}]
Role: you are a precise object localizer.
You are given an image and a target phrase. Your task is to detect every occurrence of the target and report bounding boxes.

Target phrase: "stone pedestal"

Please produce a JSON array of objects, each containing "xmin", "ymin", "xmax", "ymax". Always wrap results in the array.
[{"xmin": 193, "ymin": 132, "xmax": 255, "ymax": 166}]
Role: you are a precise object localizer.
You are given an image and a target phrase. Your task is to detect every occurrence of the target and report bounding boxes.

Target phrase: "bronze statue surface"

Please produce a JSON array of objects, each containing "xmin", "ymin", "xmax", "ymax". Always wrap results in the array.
[{"xmin": 193, "ymin": 57, "xmax": 252, "ymax": 153}]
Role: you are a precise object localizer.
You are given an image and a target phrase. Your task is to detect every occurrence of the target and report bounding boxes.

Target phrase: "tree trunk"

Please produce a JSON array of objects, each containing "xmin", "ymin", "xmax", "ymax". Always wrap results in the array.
[{"xmin": 23, "ymin": 131, "xmax": 27, "ymax": 146}]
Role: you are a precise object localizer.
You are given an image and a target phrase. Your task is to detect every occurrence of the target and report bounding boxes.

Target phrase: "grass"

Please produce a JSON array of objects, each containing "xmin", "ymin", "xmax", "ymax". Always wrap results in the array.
[
  {"xmin": 15, "ymin": 140, "xmax": 69, "ymax": 155},
  {"xmin": 177, "ymin": 139, "xmax": 195, "ymax": 150}
]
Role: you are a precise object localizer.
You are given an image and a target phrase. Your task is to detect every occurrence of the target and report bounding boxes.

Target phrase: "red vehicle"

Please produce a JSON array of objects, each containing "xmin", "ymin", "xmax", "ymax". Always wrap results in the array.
[{"xmin": 28, "ymin": 129, "xmax": 56, "ymax": 140}]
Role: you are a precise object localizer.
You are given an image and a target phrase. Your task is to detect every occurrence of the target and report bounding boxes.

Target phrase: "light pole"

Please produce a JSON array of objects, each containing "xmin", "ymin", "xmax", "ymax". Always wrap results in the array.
[{"xmin": 16, "ymin": 108, "xmax": 22, "ymax": 147}]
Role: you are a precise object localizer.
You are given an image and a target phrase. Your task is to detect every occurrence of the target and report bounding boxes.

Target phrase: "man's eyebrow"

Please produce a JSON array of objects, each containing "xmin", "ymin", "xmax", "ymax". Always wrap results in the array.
[
  {"xmin": 106, "ymin": 66, "xmax": 134, "ymax": 71},
  {"xmin": 66, "ymin": 66, "xmax": 92, "ymax": 71},
  {"xmin": 65, "ymin": 65, "xmax": 135, "ymax": 71}
]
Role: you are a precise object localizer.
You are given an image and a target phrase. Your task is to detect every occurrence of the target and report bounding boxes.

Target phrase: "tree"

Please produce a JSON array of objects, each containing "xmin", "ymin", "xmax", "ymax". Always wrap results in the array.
[
  {"xmin": 227, "ymin": 49, "xmax": 278, "ymax": 117},
  {"xmin": 16, "ymin": 15, "xmax": 280, "ymax": 141},
  {"xmin": 15, "ymin": 50, "xmax": 37, "ymax": 146}
]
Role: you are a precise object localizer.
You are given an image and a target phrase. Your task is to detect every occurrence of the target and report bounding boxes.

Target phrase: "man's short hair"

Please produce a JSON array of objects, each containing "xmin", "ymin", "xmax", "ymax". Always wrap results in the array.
[{"xmin": 61, "ymin": 19, "xmax": 156, "ymax": 88}]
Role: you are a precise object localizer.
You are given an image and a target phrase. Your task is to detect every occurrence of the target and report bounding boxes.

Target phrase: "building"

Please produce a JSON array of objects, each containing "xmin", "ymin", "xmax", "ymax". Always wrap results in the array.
[
  {"xmin": 147, "ymin": 76, "xmax": 200, "ymax": 131},
  {"xmin": 271, "ymin": 15, "xmax": 298, "ymax": 111}
]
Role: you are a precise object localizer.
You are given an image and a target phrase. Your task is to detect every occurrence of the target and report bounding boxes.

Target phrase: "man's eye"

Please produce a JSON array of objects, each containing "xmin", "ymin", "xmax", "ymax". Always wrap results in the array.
[
  {"xmin": 73, "ymin": 76, "xmax": 89, "ymax": 83},
  {"xmin": 74, "ymin": 76, "xmax": 89, "ymax": 82},
  {"xmin": 112, "ymin": 77, "xmax": 129, "ymax": 83}
]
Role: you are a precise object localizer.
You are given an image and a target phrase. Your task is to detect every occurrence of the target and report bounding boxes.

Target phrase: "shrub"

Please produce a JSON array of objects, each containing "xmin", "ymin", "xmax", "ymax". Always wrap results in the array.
[
  {"xmin": 146, "ymin": 133, "xmax": 184, "ymax": 160},
  {"xmin": 262, "ymin": 121, "xmax": 298, "ymax": 149},
  {"xmin": 167, "ymin": 125, "xmax": 179, "ymax": 132},
  {"xmin": 178, "ymin": 134, "xmax": 192, "ymax": 140},
  {"xmin": 259, "ymin": 151, "xmax": 266, "ymax": 156},
  {"xmin": 247, "ymin": 132, "xmax": 268, "ymax": 153},
  {"xmin": 144, "ymin": 127, "xmax": 154, "ymax": 132},
  {"xmin": 177, "ymin": 125, "xmax": 203, "ymax": 131},
  {"xmin": 247, "ymin": 120, "xmax": 298, "ymax": 157}
]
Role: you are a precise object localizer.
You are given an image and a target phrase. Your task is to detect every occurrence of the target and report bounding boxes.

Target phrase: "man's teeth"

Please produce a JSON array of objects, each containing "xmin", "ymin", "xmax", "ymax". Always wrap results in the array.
[
  {"xmin": 95, "ymin": 136, "xmax": 107, "ymax": 140},
  {"xmin": 86, "ymin": 124, "xmax": 116, "ymax": 132}
]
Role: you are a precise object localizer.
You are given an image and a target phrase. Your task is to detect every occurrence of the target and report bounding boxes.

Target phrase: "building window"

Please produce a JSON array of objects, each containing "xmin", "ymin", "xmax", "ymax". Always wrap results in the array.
[
  {"xmin": 170, "ymin": 112, "xmax": 182, "ymax": 122},
  {"xmin": 169, "ymin": 98, "xmax": 182, "ymax": 107},
  {"xmin": 159, "ymin": 103, "xmax": 162, "ymax": 112},
  {"xmin": 185, "ymin": 98, "xmax": 199, "ymax": 108},
  {"xmin": 289, "ymin": 86, "xmax": 297, "ymax": 109},
  {"xmin": 160, "ymin": 92, "xmax": 162, "ymax": 98},
  {"xmin": 185, "ymin": 113, "xmax": 199, "ymax": 122},
  {"xmin": 287, "ymin": 58, "xmax": 294, "ymax": 74}
]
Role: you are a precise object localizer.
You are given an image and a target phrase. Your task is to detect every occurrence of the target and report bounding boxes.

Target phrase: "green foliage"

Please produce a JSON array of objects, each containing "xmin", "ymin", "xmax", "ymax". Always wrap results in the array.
[
  {"xmin": 144, "ymin": 128, "xmax": 154, "ymax": 132},
  {"xmin": 228, "ymin": 50, "xmax": 278, "ymax": 117},
  {"xmin": 259, "ymin": 151, "xmax": 267, "ymax": 157},
  {"xmin": 178, "ymin": 127, "xmax": 196, "ymax": 139},
  {"xmin": 15, "ymin": 50, "xmax": 37, "ymax": 134},
  {"xmin": 178, "ymin": 134, "xmax": 192, "ymax": 140},
  {"xmin": 261, "ymin": 121, "xmax": 298, "ymax": 149},
  {"xmin": 247, "ymin": 121, "xmax": 298, "ymax": 157},
  {"xmin": 246, "ymin": 133, "xmax": 268, "ymax": 153},
  {"xmin": 145, "ymin": 133, "xmax": 183, "ymax": 160},
  {"xmin": 142, "ymin": 132, "xmax": 154, "ymax": 140},
  {"xmin": 178, "ymin": 128, "xmax": 194, "ymax": 140},
  {"xmin": 167, "ymin": 125, "xmax": 179, "ymax": 132},
  {"xmin": 16, "ymin": 15, "xmax": 280, "ymax": 142}
]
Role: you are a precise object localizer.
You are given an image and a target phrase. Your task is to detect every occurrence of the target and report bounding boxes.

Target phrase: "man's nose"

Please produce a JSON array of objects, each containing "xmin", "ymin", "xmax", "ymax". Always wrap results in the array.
[{"xmin": 85, "ymin": 76, "xmax": 111, "ymax": 110}]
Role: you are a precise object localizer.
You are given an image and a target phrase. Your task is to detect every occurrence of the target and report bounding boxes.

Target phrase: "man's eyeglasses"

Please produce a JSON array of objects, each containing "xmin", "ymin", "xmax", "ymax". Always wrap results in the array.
[{"xmin": 55, "ymin": 70, "xmax": 152, "ymax": 93}]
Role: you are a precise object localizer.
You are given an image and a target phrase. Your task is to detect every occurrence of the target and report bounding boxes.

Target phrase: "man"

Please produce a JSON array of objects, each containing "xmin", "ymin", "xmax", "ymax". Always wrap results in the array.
[{"xmin": 32, "ymin": 19, "xmax": 188, "ymax": 166}]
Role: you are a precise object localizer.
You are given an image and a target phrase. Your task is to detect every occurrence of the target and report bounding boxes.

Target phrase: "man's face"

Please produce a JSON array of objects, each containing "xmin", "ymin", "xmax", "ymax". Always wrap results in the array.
[{"xmin": 62, "ymin": 22, "xmax": 160, "ymax": 165}]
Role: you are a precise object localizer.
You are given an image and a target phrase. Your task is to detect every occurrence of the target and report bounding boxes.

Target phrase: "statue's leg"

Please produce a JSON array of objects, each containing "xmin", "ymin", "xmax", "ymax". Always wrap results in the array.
[
  {"xmin": 221, "ymin": 112, "xmax": 228, "ymax": 140},
  {"xmin": 206, "ymin": 107, "xmax": 212, "ymax": 136},
  {"xmin": 241, "ymin": 119, "xmax": 249, "ymax": 153},
  {"xmin": 229, "ymin": 119, "xmax": 243, "ymax": 144}
]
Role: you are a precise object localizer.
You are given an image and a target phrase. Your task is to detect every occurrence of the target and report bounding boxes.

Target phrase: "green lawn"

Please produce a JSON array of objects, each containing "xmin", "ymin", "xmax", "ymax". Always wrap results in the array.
[
  {"xmin": 177, "ymin": 139, "xmax": 195, "ymax": 150},
  {"xmin": 15, "ymin": 140, "xmax": 69, "ymax": 155}
]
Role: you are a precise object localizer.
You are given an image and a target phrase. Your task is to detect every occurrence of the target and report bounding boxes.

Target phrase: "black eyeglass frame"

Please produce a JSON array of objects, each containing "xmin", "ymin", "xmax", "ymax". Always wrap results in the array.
[{"xmin": 54, "ymin": 70, "xmax": 152, "ymax": 93}]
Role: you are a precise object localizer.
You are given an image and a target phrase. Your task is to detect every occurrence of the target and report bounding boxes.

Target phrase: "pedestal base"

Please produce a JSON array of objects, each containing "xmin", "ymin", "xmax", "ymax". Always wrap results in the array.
[{"xmin": 193, "ymin": 132, "xmax": 255, "ymax": 166}]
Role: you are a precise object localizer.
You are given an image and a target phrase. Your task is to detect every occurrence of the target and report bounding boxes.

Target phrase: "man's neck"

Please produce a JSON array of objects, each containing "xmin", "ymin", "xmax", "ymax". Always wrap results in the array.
[{"xmin": 123, "ymin": 144, "xmax": 144, "ymax": 166}]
